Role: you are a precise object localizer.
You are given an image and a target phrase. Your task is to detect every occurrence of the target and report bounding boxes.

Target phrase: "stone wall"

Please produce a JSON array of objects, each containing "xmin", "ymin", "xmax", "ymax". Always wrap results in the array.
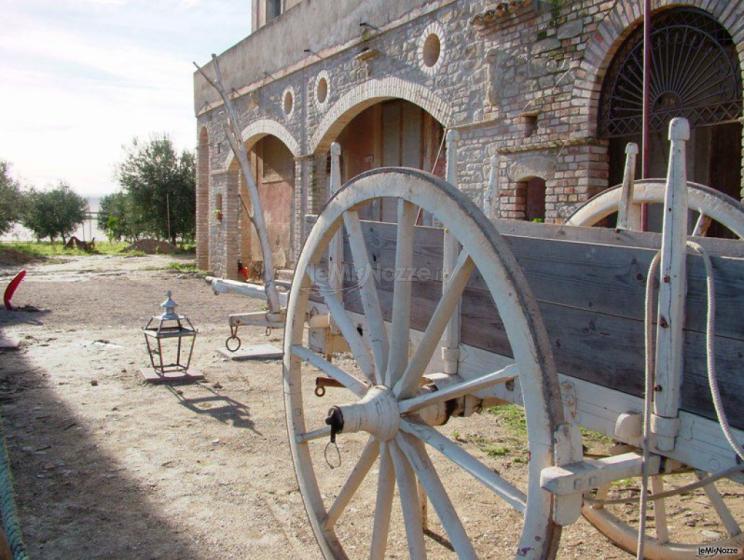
[{"xmin": 195, "ymin": 0, "xmax": 744, "ymax": 275}]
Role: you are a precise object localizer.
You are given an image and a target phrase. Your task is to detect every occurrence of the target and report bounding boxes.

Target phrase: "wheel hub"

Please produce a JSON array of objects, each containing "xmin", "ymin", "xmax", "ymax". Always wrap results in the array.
[{"xmin": 325, "ymin": 386, "xmax": 400, "ymax": 441}]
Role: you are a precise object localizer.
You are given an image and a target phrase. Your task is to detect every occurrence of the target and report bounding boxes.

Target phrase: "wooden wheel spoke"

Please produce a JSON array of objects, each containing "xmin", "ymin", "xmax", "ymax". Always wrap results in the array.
[
  {"xmin": 398, "ymin": 365, "xmax": 518, "ymax": 415},
  {"xmin": 344, "ymin": 210, "xmax": 389, "ymax": 383},
  {"xmin": 400, "ymin": 419, "xmax": 527, "ymax": 513},
  {"xmin": 650, "ymin": 475, "xmax": 669, "ymax": 544},
  {"xmin": 290, "ymin": 345, "xmax": 368, "ymax": 397},
  {"xmin": 697, "ymin": 472, "xmax": 741, "ymax": 537},
  {"xmin": 389, "ymin": 440, "xmax": 427, "ymax": 559},
  {"xmin": 692, "ymin": 212, "xmax": 713, "ymax": 236},
  {"xmin": 308, "ymin": 266, "xmax": 375, "ymax": 382},
  {"xmin": 394, "ymin": 250, "xmax": 474, "ymax": 399},
  {"xmin": 385, "ymin": 200, "xmax": 417, "ymax": 387},
  {"xmin": 323, "ymin": 438, "xmax": 380, "ymax": 529},
  {"xmin": 396, "ymin": 433, "xmax": 477, "ymax": 559},
  {"xmin": 370, "ymin": 442, "xmax": 396, "ymax": 560}
]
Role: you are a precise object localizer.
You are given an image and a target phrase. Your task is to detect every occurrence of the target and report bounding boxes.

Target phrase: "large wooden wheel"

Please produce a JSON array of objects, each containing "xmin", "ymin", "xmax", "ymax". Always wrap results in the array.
[
  {"xmin": 582, "ymin": 458, "xmax": 744, "ymax": 559},
  {"xmin": 283, "ymin": 168, "xmax": 566, "ymax": 559},
  {"xmin": 566, "ymin": 180, "xmax": 744, "ymax": 238}
]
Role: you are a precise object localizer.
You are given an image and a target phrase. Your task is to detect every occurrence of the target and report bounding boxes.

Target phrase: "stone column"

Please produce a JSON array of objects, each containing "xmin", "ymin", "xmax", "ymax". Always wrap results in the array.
[
  {"xmin": 209, "ymin": 171, "xmax": 228, "ymax": 277},
  {"xmin": 222, "ymin": 169, "xmax": 241, "ymax": 281},
  {"xmin": 309, "ymin": 152, "xmax": 328, "ymax": 215},
  {"xmin": 196, "ymin": 142, "xmax": 210, "ymax": 270},
  {"xmin": 293, "ymin": 155, "xmax": 316, "ymax": 258}
]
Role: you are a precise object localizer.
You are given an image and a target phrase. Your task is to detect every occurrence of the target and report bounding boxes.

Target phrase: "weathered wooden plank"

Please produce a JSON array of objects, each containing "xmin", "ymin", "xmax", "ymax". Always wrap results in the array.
[
  {"xmin": 343, "ymin": 269, "xmax": 744, "ymax": 428},
  {"xmin": 349, "ymin": 219, "xmax": 744, "ymax": 342},
  {"xmin": 308, "ymin": 213, "xmax": 744, "ymax": 257},
  {"xmin": 492, "ymin": 219, "xmax": 744, "ymax": 258},
  {"xmin": 340, "ymin": 220, "xmax": 744, "ymax": 429}
]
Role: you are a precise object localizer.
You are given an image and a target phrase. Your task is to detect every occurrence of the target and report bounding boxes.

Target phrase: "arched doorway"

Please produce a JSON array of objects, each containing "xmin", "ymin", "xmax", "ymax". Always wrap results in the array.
[
  {"xmin": 334, "ymin": 99, "xmax": 445, "ymax": 222},
  {"xmin": 233, "ymin": 135, "xmax": 295, "ymax": 278},
  {"xmin": 599, "ymin": 7, "xmax": 742, "ymax": 231}
]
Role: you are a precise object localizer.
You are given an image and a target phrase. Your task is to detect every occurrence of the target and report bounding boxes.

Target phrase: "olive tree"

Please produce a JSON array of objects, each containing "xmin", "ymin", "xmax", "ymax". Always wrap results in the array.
[
  {"xmin": 98, "ymin": 191, "xmax": 141, "ymax": 242},
  {"xmin": 22, "ymin": 183, "xmax": 87, "ymax": 244},
  {"xmin": 0, "ymin": 161, "xmax": 23, "ymax": 235},
  {"xmin": 117, "ymin": 135, "xmax": 195, "ymax": 245}
]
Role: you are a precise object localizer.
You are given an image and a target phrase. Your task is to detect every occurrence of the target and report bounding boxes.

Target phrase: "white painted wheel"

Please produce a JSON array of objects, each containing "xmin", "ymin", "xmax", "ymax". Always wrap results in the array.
[
  {"xmin": 583, "ymin": 466, "xmax": 744, "ymax": 559},
  {"xmin": 566, "ymin": 180, "xmax": 744, "ymax": 238},
  {"xmin": 283, "ymin": 168, "xmax": 566, "ymax": 559}
]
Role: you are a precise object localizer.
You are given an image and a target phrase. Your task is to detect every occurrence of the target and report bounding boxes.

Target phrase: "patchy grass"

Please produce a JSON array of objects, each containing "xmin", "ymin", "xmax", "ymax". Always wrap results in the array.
[
  {"xmin": 95, "ymin": 241, "xmax": 138, "ymax": 255},
  {"xmin": 458, "ymin": 404, "xmax": 531, "ymax": 462},
  {"xmin": 486, "ymin": 404, "xmax": 527, "ymax": 438},
  {"xmin": 1, "ymin": 240, "xmax": 146, "ymax": 258},
  {"xmin": 580, "ymin": 426, "xmax": 613, "ymax": 446},
  {"xmin": 177, "ymin": 243, "xmax": 196, "ymax": 255},
  {"xmin": 488, "ymin": 403, "xmax": 614, "ymax": 451},
  {"xmin": 2, "ymin": 241, "xmax": 86, "ymax": 258},
  {"xmin": 482, "ymin": 442, "xmax": 510, "ymax": 457},
  {"xmin": 611, "ymin": 477, "xmax": 638, "ymax": 489},
  {"xmin": 462, "ymin": 432, "xmax": 528, "ymax": 462},
  {"xmin": 167, "ymin": 262, "xmax": 205, "ymax": 277}
]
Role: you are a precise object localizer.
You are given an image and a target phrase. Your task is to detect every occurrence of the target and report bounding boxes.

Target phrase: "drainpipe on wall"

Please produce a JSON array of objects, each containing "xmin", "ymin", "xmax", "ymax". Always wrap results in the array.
[{"xmin": 641, "ymin": 0, "xmax": 652, "ymax": 231}]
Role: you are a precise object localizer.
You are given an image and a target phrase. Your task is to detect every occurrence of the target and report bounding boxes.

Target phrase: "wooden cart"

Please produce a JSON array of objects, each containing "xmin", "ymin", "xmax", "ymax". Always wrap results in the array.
[{"xmin": 281, "ymin": 118, "xmax": 744, "ymax": 559}]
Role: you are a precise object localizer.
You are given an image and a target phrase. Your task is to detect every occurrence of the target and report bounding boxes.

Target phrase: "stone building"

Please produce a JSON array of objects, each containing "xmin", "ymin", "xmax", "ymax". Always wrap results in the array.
[{"xmin": 194, "ymin": 0, "xmax": 744, "ymax": 279}]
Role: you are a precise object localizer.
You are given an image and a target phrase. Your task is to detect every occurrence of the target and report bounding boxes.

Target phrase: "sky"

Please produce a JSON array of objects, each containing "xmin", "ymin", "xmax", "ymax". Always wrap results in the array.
[{"xmin": 0, "ymin": 0, "xmax": 251, "ymax": 197}]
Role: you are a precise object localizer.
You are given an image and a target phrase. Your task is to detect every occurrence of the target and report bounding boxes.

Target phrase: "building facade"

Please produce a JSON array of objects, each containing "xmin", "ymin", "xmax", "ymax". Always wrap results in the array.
[{"xmin": 194, "ymin": 0, "xmax": 744, "ymax": 279}]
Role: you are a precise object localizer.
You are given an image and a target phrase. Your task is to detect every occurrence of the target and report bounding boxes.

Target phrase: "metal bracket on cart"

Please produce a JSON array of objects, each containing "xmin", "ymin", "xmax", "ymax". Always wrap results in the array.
[
  {"xmin": 223, "ymin": 309, "xmax": 286, "ymax": 352},
  {"xmin": 541, "ymin": 450, "xmax": 662, "ymax": 525}
]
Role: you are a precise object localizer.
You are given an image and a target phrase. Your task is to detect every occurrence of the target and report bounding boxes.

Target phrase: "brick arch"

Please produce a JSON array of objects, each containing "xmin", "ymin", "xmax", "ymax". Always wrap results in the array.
[
  {"xmin": 223, "ymin": 118, "xmax": 301, "ymax": 171},
  {"xmin": 507, "ymin": 154, "xmax": 556, "ymax": 182},
  {"xmin": 310, "ymin": 77, "xmax": 453, "ymax": 154},
  {"xmin": 571, "ymin": 0, "xmax": 744, "ymax": 138}
]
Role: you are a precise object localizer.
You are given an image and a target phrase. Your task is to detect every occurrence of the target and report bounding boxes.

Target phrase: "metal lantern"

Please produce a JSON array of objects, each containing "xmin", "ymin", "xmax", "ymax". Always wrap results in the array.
[{"xmin": 142, "ymin": 291, "xmax": 198, "ymax": 381}]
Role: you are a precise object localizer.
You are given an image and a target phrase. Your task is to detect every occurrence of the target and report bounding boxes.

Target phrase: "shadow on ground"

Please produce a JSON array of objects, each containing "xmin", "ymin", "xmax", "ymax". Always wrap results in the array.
[
  {"xmin": 0, "ymin": 308, "xmax": 50, "ymax": 330},
  {"xmin": 0, "ymin": 339, "xmax": 209, "ymax": 559},
  {"xmin": 166, "ymin": 384, "xmax": 262, "ymax": 434}
]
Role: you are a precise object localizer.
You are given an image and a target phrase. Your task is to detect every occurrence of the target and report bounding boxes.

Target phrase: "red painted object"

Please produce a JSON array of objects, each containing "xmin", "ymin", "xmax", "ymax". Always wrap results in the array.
[
  {"xmin": 237, "ymin": 260, "xmax": 249, "ymax": 281},
  {"xmin": 4, "ymin": 270, "xmax": 26, "ymax": 311}
]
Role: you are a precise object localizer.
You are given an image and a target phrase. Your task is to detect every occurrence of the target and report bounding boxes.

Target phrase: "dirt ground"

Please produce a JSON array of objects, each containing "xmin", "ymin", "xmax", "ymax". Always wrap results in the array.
[{"xmin": 0, "ymin": 254, "xmax": 738, "ymax": 559}]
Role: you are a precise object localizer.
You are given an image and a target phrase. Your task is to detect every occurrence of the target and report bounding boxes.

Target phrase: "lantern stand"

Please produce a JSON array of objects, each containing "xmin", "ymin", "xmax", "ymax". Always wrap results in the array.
[{"xmin": 141, "ymin": 291, "xmax": 203, "ymax": 383}]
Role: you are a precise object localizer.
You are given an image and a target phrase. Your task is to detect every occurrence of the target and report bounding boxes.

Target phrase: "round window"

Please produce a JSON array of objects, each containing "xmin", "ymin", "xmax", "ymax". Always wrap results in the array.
[
  {"xmin": 283, "ymin": 89, "xmax": 294, "ymax": 116},
  {"xmin": 316, "ymin": 77, "xmax": 328, "ymax": 104},
  {"xmin": 418, "ymin": 23, "xmax": 445, "ymax": 75},
  {"xmin": 423, "ymin": 33, "xmax": 441, "ymax": 68}
]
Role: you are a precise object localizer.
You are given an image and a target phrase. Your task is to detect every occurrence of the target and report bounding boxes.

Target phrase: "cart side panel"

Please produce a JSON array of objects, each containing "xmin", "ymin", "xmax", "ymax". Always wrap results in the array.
[{"xmin": 341, "ymin": 219, "xmax": 744, "ymax": 430}]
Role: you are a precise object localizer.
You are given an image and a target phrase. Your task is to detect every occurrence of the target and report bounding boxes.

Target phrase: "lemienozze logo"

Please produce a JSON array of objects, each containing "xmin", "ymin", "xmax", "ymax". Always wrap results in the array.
[{"xmin": 697, "ymin": 545, "xmax": 741, "ymax": 557}]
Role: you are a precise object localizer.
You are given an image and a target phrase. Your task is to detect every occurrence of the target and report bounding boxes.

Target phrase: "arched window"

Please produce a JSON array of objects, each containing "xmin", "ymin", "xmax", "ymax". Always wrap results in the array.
[
  {"xmin": 600, "ymin": 8, "xmax": 741, "ymax": 138},
  {"xmin": 599, "ymin": 8, "xmax": 742, "ymax": 208}
]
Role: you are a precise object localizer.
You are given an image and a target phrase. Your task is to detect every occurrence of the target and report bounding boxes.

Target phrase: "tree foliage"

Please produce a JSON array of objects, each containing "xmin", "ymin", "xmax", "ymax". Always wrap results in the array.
[
  {"xmin": 117, "ymin": 135, "xmax": 195, "ymax": 245},
  {"xmin": 0, "ymin": 161, "xmax": 23, "ymax": 235},
  {"xmin": 98, "ymin": 191, "xmax": 138, "ymax": 242},
  {"xmin": 22, "ymin": 183, "xmax": 88, "ymax": 243}
]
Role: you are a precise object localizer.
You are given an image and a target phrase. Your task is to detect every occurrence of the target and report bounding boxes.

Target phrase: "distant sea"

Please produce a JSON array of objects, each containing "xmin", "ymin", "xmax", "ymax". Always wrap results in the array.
[{"xmin": 1, "ymin": 197, "xmax": 107, "ymax": 243}]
